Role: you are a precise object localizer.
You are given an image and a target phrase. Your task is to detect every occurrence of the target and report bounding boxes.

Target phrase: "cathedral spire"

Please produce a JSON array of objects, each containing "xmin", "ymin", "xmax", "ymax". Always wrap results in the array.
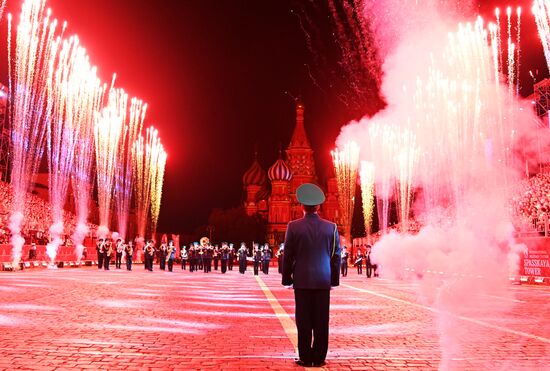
[{"xmin": 288, "ymin": 101, "xmax": 311, "ymax": 149}]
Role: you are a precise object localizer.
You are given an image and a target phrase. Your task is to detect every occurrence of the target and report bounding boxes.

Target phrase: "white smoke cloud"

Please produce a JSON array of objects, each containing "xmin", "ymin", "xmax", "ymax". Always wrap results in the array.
[{"xmin": 336, "ymin": 0, "xmax": 550, "ymax": 367}]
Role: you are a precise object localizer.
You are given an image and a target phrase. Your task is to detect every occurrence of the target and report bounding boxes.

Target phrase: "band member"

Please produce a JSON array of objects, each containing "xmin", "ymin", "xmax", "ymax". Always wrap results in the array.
[
  {"xmin": 365, "ymin": 245, "xmax": 378, "ymax": 278},
  {"xmin": 189, "ymin": 245, "xmax": 196, "ymax": 272},
  {"xmin": 167, "ymin": 241, "xmax": 176, "ymax": 272},
  {"xmin": 125, "ymin": 241, "xmax": 134, "ymax": 271},
  {"xmin": 355, "ymin": 248, "xmax": 364, "ymax": 275},
  {"xmin": 262, "ymin": 243, "xmax": 271, "ymax": 274},
  {"xmin": 115, "ymin": 239, "xmax": 124, "ymax": 269},
  {"xmin": 96, "ymin": 239, "xmax": 105, "ymax": 269},
  {"xmin": 104, "ymin": 239, "xmax": 113, "ymax": 270},
  {"xmin": 341, "ymin": 246, "xmax": 348, "ymax": 277},
  {"xmin": 228, "ymin": 243, "xmax": 235, "ymax": 270},
  {"xmin": 29, "ymin": 243, "xmax": 37, "ymax": 260},
  {"xmin": 220, "ymin": 243, "xmax": 229, "ymax": 274},
  {"xmin": 181, "ymin": 246, "xmax": 188, "ymax": 270},
  {"xmin": 213, "ymin": 245, "xmax": 219, "ymax": 270},
  {"xmin": 145, "ymin": 240, "xmax": 155, "ymax": 271},
  {"xmin": 253, "ymin": 244, "xmax": 261, "ymax": 275},
  {"xmin": 198, "ymin": 248, "xmax": 204, "ymax": 271},
  {"xmin": 203, "ymin": 245, "xmax": 213, "ymax": 273},
  {"xmin": 159, "ymin": 242, "xmax": 167, "ymax": 270},
  {"xmin": 276, "ymin": 243, "xmax": 284, "ymax": 274},
  {"xmin": 238, "ymin": 243, "xmax": 248, "ymax": 274}
]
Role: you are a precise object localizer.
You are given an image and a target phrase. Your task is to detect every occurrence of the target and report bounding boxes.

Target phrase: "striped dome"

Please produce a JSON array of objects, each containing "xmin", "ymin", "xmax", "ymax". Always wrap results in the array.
[
  {"xmin": 256, "ymin": 186, "xmax": 271, "ymax": 201},
  {"xmin": 243, "ymin": 159, "xmax": 267, "ymax": 186},
  {"xmin": 268, "ymin": 158, "xmax": 292, "ymax": 182}
]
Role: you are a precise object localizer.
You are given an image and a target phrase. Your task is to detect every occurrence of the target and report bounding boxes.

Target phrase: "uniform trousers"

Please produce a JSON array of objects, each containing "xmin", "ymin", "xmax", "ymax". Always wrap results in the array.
[
  {"xmin": 97, "ymin": 252, "xmax": 104, "ymax": 269},
  {"xmin": 115, "ymin": 252, "xmax": 123, "ymax": 269},
  {"xmin": 253, "ymin": 260, "xmax": 260, "ymax": 275},
  {"xmin": 181, "ymin": 258, "xmax": 187, "ymax": 270},
  {"xmin": 294, "ymin": 289, "xmax": 330, "ymax": 365},
  {"xmin": 167, "ymin": 258, "xmax": 174, "ymax": 272},
  {"xmin": 341, "ymin": 261, "xmax": 348, "ymax": 277},
  {"xmin": 221, "ymin": 259, "xmax": 227, "ymax": 273},
  {"xmin": 126, "ymin": 256, "xmax": 132, "ymax": 271}
]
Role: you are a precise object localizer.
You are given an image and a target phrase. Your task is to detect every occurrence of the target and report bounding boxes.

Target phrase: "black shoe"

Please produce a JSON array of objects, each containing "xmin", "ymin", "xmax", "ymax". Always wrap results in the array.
[
  {"xmin": 311, "ymin": 361, "xmax": 326, "ymax": 367},
  {"xmin": 294, "ymin": 359, "xmax": 311, "ymax": 367}
]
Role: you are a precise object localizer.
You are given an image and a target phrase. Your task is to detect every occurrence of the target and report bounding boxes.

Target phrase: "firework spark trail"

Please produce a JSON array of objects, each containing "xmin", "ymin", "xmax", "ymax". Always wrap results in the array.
[
  {"xmin": 0, "ymin": 0, "xmax": 7, "ymax": 21},
  {"xmin": 516, "ymin": 7, "xmax": 522, "ymax": 95},
  {"xmin": 72, "ymin": 77, "xmax": 104, "ymax": 261},
  {"xmin": 360, "ymin": 161, "xmax": 375, "ymax": 238},
  {"xmin": 114, "ymin": 98, "xmax": 146, "ymax": 240},
  {"xmin": 150, "ymin": 139, "xmax": 166, "ymax": 236},
  {"xmin": 533, "ymin": 0, "xmax": 550, "ymax": 71},
  {"xmin": 8, "ymin": 0, "xmax": 60, "ymax": 267},
  {"xmin": 133, "ymin": 129, "xmax": 154, "ymax": 239},
  {"xmin": 94, "ymin": 85, "xmax": 126, "ymax": 238},
  {"xmin": 331, "ymin": 141, "xmax": 360, "ymax": 243},
  {"xmin": 394, "ymin": 125, "xmax": 418, "ymax": 233}
]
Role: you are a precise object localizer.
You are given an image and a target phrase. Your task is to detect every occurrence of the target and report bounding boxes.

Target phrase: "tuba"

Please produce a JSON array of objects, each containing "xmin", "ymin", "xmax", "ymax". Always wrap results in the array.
[{"xmin": 200, "ymin": 237, "xmax": 210, "ymax": 247}]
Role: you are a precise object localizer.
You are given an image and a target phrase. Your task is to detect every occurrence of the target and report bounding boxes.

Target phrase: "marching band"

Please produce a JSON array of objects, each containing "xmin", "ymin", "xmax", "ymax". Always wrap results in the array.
[{"xmin": 93, "ymin": 237, "xmax": 380, "ymax": 278}]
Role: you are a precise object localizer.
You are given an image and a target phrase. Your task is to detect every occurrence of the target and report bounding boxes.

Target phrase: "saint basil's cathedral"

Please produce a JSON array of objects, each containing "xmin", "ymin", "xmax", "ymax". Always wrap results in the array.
[{"xmin": 242, "ymin": 102, "xmax": 341, "ymax": 246}]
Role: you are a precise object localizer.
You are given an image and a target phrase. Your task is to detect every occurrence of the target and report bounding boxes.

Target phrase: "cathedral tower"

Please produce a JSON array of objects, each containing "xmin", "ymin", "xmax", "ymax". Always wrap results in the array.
[{"xmin": 286, "ymin": 102, "xmax": 317, "ymax": 219}]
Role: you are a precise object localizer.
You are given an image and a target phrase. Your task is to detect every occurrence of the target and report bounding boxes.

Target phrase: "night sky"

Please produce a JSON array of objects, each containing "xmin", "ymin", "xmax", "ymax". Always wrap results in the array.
[{"xmin": 0, "ymin": 0, "xmax": 547, "ymax": 235}]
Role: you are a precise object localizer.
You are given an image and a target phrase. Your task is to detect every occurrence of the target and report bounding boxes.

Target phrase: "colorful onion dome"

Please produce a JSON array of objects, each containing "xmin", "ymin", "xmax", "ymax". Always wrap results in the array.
[
  {"xmin": 268, "ymin": 158, "xmax": 292, "ymax": 182},
  {"xmin": 243, "ymin": 159, "xmax": 267, "ymax": 186}
]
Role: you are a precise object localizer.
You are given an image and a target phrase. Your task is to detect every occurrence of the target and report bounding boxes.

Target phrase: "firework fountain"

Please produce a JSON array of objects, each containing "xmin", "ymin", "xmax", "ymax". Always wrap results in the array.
[
  {"xmin": 7, "ymin": 0, "xmax": 59, "ymax": 267},
  {"xmin": 134, "ymin": 127, "xmax": 165, "ymax": 240},
  {"xmin": 45, "ymin": 37, "xmax": 103, "ymax": 266},
  {"xmin": 114, "ymin": 99, "xmax": 146, "ymax": 240},
  {"xmin": 534, "ymin": 0, "xmax": 550, "ymax": 71},
  {"xmin": 331, "ymin": 141, "xmax": 360, "ymax": 243},
  {"xmin": 335, "ymin": 1, "xmax": 546, "ymax": 367},
  {"xmin": 71, "ymin": 81, "xmax": 104, "ymax": 262},
  {"xmin": 359, "ymin": 161, "xmax": 375, "ymax": 238},
  {"xmin": 94, "ymin": 84, "xmax": 126, "ymax": 238},
  {"xmin": 150, "ymin": 138, "xmax": 167, "ymax": 236}
]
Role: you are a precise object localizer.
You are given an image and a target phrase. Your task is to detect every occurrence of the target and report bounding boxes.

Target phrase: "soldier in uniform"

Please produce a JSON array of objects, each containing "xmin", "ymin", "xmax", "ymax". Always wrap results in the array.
[
  {"xmin": 115, "ymin": 239, "xmax": 124, "ymax": 269},
  {"xmin": 228, "ymin": 243, "xmax": 235, "ymax": 271},
  {"xmin": 96, "ymin": 238, "xmax": 105, "ymax": 269},
  {"xmin": 341, "ymin": 246, "xmax": 348, "ymax": 277},
  {"xmin": 148, "ymin": 240, "xmax": 156, "ymax": 271},
  {"xmin": 189, "ymin": 245, "xmax": 196, "ymax": 272},
  {"xmin": 355, "ymin": 248, "xmax": 364, "ymax": 275},
  {"xmin": 262, "ymin": 243, "xmax": 271, "ymax": 274},
  {"xmin": 253, "ymin": 244, "xmax": 261, "ymax": 275},
  {"xmin": 159, "ymin": 242, "xmax": 167, "ymax": 270},
  {"xmin": 277, "ymin": 243, "xmax": 284, "ymax": 274},
  {"xmin": 213, "ymin": 245, "xmax": 219, "ymax": 271},
  {"xmin": 365, "ymin": 245, "xmax": 378, "ymax": 278},
  {"xmin": 167, "ymin": 241, "xmax": 176, "ymax": 272},
  {"xmin": 203, "ymin": 245, "xmax": 213, "ymax": 273},
  {"xmin": 104, "ymin": 238, "xmax": 113, "ymax": 270},
  {"xmin": 220, "ymin": 243, "xmax": 229, "ymax": 274},
  {"xmin": 125, "ymin": 241, "xmax": 134, "ymax": 271},
  {"xmin": 282, "ymin": 183, "xmax": 341, "ymax": 368},
  {"xmin": 238, "ymin": 243, "xmax": 248, "ymax": 274},
  {"xmin": 181, "ymin": 246, "xmax": 188, "ymax": 270}
]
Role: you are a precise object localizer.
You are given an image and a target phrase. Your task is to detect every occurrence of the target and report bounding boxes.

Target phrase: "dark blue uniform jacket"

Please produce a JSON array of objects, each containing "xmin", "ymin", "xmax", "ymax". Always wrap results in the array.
[{"xmin": 282, "ymin": 213, "xmax": 341, "ymax": 289}]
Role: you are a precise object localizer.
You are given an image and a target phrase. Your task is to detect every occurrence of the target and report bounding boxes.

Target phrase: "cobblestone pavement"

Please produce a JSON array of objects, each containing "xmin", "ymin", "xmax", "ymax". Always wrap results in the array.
[{"xmin": 0, "ymin": 266, "xmax": 549, "ymax": 370}]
